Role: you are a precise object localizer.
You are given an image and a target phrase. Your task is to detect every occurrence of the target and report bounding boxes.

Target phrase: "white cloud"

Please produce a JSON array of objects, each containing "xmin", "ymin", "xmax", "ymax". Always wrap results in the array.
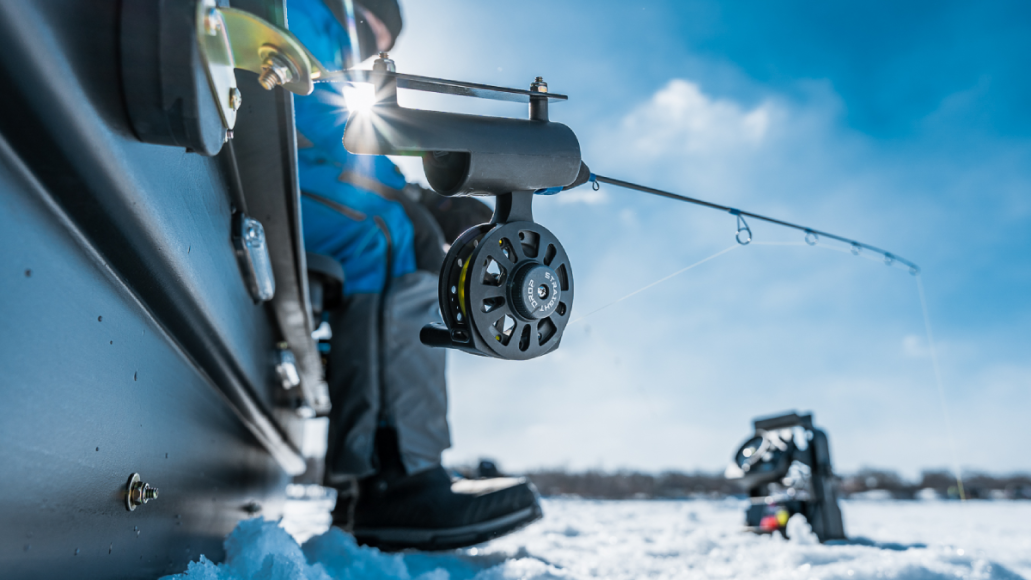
[
  {"xmin": 617, "ymin": 79, "xmax": 773, "ymax": 157},
  {"xmin": 902, "ymin": 334, "xmax": 928, "ymax": 358}
]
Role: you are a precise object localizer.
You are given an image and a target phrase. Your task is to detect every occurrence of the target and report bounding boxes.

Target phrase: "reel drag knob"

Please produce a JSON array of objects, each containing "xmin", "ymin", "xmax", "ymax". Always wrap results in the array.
[{"xmin": 510, "ymin": 263, "xmax": 561, "ymax": 320}]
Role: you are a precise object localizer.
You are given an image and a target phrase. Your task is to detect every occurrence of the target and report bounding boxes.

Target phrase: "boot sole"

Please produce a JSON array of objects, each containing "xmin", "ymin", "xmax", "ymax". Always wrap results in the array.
[{"xmin": 353, "ymin": 503, "xmax": 543, "ymax": 551}]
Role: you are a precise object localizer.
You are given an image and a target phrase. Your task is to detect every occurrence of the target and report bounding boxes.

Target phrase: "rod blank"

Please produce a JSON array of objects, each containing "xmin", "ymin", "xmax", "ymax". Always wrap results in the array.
[{"xmin": 591, "ymin": 174, "xmax": 920, "ymax": 273}]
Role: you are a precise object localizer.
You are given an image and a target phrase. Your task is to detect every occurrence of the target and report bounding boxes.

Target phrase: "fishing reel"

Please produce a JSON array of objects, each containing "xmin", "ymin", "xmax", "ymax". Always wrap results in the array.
[
  {"xmin": 725, "ymin": 412, "xmax": 846, "ymax": 542},
  {"xmin": 427, "ymin": 191, "xmax": 573, "ymax": 359},
  {"xmin": 342, "ymin": 56, "xmax": 580, "ymax": 360}
]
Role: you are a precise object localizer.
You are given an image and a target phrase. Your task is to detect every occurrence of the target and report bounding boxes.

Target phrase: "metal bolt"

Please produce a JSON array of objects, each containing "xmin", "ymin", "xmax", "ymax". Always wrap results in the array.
[
  {"xmin": 531, "ymin": 76, "xmax": 548, "ymax": 94},
  {"xmin": 257, "ymin": 53, "xmax": 294, "ymax": 90},
  {"xmin": 229, "ymin": 87, "xmax": 242, "ymax": 111},
  {"xmin": 203, "ymin": 8, "xmax": 221, "ymax": 36},
  {"xmin": 244, "ymin": 221, "xmax": 264, "ymax": 247},
  {"xmin": 373, "ymin": 52, "xmax": 396, "ymax": 73},
  {"xmin": 125, "ymin": 473, "xmax": 159, "ymax": 511}
]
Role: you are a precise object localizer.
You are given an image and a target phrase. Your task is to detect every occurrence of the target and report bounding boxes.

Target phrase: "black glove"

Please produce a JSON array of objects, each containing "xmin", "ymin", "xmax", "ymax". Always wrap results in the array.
[{"xmin": 407, "ymin": 185, "xmax": 494, "ymax": 245}]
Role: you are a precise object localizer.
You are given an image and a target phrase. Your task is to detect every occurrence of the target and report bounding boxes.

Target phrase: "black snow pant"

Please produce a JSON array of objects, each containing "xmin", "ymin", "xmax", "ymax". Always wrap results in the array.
[{"xmin": 321, "ymin": 190, "xmax": 452, "ymax": 484}]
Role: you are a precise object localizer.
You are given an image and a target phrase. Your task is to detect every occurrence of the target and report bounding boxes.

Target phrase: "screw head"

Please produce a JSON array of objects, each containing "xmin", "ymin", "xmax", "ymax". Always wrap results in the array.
[
  {"xmin": 229, "ymin": 87, "xmax": 242, "ymax": 111},
  {"xmin": 530, "ymin": 77, "xmax": 549, "ymax": 93},
  {"xmin": 203, "ymin": 8, "xmax": 221, "ymax": 36},
  {"xmin": 244, "ymin": 222, "xmax": 264, "ymax": 247}
]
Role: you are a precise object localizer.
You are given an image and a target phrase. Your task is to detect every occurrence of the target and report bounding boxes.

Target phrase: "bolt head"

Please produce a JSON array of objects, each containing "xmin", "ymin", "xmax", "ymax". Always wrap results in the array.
[
  {"xmin": 244, "ymin": 222, "xmax": 264, "ymax": 246},
  {"xmin": 373, "ymin": 53, "xmax": 396, "ymax": 73},
  {"xmin": 203, "ymin": 8, "xmax": 221, "ymax": 36},
  {"xmin": 229, "ymin": 87, "xmax": 242, "ymax": 111}
]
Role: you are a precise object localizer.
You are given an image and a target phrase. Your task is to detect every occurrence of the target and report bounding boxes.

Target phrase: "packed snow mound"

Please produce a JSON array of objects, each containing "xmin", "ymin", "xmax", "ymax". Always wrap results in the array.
[
  {"xmin": 157, "ymin": 518, "xmax": 569, "ymax": 580},
  {"xmin": 160, "ymin": 499, "xmax": 1031, "ymax": 580}
]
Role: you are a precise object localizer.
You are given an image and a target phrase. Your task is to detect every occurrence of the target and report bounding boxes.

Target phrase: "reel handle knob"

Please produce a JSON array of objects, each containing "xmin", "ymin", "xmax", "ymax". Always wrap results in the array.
[{"xmin": 420, "ymin": 322, "xmax": 455, "ymax": 347}]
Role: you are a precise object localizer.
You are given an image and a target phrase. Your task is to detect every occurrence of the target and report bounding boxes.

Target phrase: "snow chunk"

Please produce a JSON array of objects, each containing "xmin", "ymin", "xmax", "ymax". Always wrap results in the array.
[
  {"xmin": 786, "ymin": 513, "xmax": 820, "ymax": 545},
  {"xmin": 159, "ymin": 519, "xmax": 561, "ymax": 580},
  {"xmin": 161, "ymin": 500, "xmax": 1031, "ymax": 580}
]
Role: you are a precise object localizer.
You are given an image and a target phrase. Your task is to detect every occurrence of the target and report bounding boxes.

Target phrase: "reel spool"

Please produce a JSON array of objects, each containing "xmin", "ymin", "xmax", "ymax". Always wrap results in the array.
[{"xmin": 421, "ymin": 192, "xmax": 574, "ymax": 360}]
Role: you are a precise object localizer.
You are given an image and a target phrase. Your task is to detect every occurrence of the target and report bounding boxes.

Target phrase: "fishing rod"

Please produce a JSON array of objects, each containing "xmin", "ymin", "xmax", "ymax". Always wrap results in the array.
[
  {"xmin": 324, "ymin": 64, "xmax": 919, "ymax": 273},
  {"xmin": 587, "ymin": 174, "xmax": 921, "ymax": 274},
  {"xmin": 338, "ymin": 54, "xmax": 922, "ymax": 362},
  {"xmin": 333, "ymin": 55, "xmax": 962, "ymax": 503}
]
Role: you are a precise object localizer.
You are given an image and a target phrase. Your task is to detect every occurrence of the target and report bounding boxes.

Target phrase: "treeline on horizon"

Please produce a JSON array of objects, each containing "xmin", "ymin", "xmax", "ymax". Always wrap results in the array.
[{"xmin": 502, "ymin": 467, "xmax": 1031, "ymax": 501}]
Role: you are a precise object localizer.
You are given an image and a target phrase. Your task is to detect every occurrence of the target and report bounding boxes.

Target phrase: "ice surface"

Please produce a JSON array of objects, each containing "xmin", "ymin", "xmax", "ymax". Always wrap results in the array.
[{"xmin": 160, "ymin": 499, "xmax": 1031, "ymax": 580}]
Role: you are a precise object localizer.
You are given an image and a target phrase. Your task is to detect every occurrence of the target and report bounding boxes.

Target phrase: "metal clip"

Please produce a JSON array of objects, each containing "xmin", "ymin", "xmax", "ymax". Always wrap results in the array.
[
  {"xmin": 275, "ymin": 345, "xmax": 301, "ymax": 390},
  {"xmin": 232, "ymin": 214, "xmax": 276, "ymax": 302}
]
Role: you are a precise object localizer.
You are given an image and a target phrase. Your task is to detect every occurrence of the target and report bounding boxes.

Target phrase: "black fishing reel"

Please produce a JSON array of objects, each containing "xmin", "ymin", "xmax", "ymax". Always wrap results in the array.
[
  {"xmin": 341, "ymin": 55, "xmax": 581, "ymax": 360},
  {"xmin": 422, "ymin": 192, "xmax": 573, "ymax": 359},
  {"xmin": 725, "ymin": 412, "xmax": 846, "ymax": 542}
]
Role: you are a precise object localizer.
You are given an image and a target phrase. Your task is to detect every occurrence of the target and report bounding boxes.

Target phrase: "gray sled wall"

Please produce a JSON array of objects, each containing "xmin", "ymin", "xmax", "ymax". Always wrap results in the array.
[{"xmin": 0, "ymin": 0, "xmax": 314, "ymax": 577}]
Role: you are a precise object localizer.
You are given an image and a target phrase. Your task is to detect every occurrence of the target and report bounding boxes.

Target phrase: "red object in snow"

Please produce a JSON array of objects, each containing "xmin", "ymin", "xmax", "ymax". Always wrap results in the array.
[{"xmin": 759, "ymin": 515, "xmax": 781, "ymax": 532}]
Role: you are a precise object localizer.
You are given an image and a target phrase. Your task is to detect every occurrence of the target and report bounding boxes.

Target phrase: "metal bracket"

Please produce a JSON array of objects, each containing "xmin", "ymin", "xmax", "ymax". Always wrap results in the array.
[
  {"xmin": 196, "ymin": 0, "xmax": 328, "ymax": 131},
  {"xmin": 195, "ymin": 0, "xmax": 239, "ymax": 132},
  {"xmin": 335, "ymin": 69, "xmax": 569, "ymax": 104}
]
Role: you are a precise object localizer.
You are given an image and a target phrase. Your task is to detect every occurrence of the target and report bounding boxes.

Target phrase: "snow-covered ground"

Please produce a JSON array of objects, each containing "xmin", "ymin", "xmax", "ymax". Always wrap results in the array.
[{"xmin": 162, "ymin": 498, "xmax": 1031, "ymax": 580}]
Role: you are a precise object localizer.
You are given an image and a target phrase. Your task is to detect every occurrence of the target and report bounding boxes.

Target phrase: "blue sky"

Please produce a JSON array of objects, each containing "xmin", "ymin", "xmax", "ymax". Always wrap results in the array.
[{"xmin": 384, "ymin": 0, "xmax": 1031, "ymax": 477}]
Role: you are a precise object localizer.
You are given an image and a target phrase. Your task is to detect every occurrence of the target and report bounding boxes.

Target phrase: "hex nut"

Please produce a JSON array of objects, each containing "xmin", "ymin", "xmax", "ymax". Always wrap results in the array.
[{"xmin": 125, "ymin": 473, "xmax": 159, "ymax": 511}]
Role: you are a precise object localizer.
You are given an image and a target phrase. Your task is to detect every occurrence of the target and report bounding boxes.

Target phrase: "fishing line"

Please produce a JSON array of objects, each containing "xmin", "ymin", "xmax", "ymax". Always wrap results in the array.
[
  {"xmin": 916, "ymin": 274, "xmax": 966, "ymax": 501},
  {"xmin": 587, "ymin": 174, "xmax": 966, "ymax": 497},
  {"xmin": 568, "ymin": 244, "xmax": 740, "ymax": 326}
]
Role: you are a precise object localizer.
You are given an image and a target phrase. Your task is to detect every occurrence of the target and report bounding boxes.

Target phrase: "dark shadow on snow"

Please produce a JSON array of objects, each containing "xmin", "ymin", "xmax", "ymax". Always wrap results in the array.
[{"xmin": 825, "ymin": 537, "xmax": 927, "ymax": 551}]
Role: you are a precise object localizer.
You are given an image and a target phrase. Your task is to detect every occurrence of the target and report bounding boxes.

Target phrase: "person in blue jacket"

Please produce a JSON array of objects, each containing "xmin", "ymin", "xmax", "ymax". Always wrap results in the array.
[{"xmin": 288, "ymin": 0, "xmax": 542, "ymax": 551}]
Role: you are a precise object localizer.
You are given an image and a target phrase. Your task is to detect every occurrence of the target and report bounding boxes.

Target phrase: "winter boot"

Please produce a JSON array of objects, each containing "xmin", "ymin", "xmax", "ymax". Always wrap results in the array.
[{"xmin": 337, "ymin": 429, "xmax": 542, "ymax": 551}]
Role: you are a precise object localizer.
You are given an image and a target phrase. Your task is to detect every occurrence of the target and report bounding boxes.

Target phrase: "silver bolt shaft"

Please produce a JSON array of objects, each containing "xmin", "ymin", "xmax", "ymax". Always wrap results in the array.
[{"xmin": 257, "ymin": 54, "xmax": 294, "ymax": 90}]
